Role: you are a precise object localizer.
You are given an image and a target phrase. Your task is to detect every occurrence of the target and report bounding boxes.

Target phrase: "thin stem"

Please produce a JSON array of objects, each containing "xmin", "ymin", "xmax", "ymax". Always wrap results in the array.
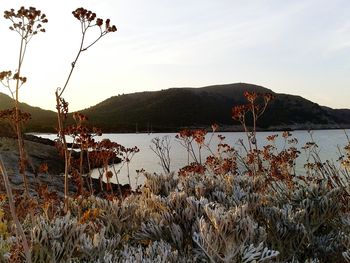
[
  {"xmin": 82, "ymin": 33, "xmax": 104, "ymax": 51},
  {"xmin": 14, "ymin": 35, "xmax": 29, "ymax": 196},
  {"xmin": 59, "ymin": 26, "xmax": 105, "ymax": 96},
  {"xmin": 126, "ymin": 161, "xmax": 131, "ymax": 186},
  {"xmin": 0, "ymin": 157, "xmax": 31, "ymax": 263},
  {"xmin": 198, "ymin": 146, "xmax": 202, "ymax": 164},
  {"xmin": 112, "ymin": 162, "xmax": 124, "ymax": 199},
  {"xmin": 86, "ymin": 150, "xmax": 93, "ymax": 195},
  {"xmin": 55, "ymin": 92, "xmax": 70, "ymax": 212},
  {"xmin": 59, "ymin": 34, "xmax": 85, "ymax": 97}
]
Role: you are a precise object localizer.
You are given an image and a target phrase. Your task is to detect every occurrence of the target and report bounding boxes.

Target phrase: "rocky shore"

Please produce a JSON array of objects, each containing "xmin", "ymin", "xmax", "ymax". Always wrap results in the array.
[
  {"xmin": 0, "ymin": 135, "xmax": 126, "ymax": 197},
  {"xmin": 0, "ymin": 136, "xmax": 67, "ymax": 194}
]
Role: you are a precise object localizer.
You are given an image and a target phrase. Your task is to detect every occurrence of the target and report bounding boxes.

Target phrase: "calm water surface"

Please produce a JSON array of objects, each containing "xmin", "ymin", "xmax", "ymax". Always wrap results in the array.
[{"xmin": 37, "ymin": 130, "xmax": 350, "ymax": 188}]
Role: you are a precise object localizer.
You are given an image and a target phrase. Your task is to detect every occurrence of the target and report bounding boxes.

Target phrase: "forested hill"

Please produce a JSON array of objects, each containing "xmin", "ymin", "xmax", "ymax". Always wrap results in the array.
[
  {"xmin": 80, "ymin": 83, "xmax": 350, "ymax": 132},
  {"xmin": 0, "ymin": 92, "xmax": 56, "ymax": 136},
  {"xmin": 1, "ymin": 83, "xmax": 350, "ymax": 134}
]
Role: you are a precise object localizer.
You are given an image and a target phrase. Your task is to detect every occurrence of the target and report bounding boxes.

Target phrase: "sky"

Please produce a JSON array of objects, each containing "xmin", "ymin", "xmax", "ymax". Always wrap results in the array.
[{"xmin": 0, "ymin": 0, "xmax": 349, "ymax": 111}]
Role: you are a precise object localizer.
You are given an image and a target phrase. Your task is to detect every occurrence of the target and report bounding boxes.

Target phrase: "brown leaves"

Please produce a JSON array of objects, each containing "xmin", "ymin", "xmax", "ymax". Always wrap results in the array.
[
  {"xmin": 176, "ymin": 129, "xmax": 207, "ymax": 145},
  {"xmin": 178, "ymin": 163, "xmax": 206, "ymax": 177},
  {"xmin": 232, "ymin": 105, "xmax": 250, "ymax": 122},
  {"xmin": 244, "ymin": 91, "xmax": 257, "ymax": 103},
  {"xmin": 0, "ymin": 108, "xmax": 31, "ymax": 124},
  {"xmin": 80, "ymin": 208, "xmax": 100, "ymax": 224},
  {"xmin": 232, "ymin": 91, "xmax": 275, "ymax": 123},
  {"xmin": 267, "ymin": 134, "xmax": 279, "ymax": 141},
  {"xmin": 205, "ymin": 155, "xmax": 237, "ymax": 176},
  {"xmin": 63, "ymin": 119, "xmax": 100, "ymax": 150},
  {"xmin": 56, "ymin": 97, "xmax": 69, "ymax": 119},
  {"xmin": 89, "ymin": 139, "xmax": 121, "ymax": 167},
  {"xmin": 73, "ymin": 112, "xmax": 88, "ymax": 122}
]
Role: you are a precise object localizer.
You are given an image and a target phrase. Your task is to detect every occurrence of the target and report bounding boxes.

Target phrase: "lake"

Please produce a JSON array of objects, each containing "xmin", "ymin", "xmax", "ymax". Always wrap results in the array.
[{"xmin": 37, "ymin": 129, "xmax": 350, "ymax": 188}]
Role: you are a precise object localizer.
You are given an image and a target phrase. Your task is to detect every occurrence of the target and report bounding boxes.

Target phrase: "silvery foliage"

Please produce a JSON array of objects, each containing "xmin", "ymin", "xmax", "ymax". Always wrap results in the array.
[
  {"xmin": 30, "ymin": 212, "xmax": 121, "ymax": 263},
  {"xmin": 344, "ymin": 250, "xmax": 350, "ymax": 262},
  {"xmin": 342, "ymin": 219, "xmax": 350, "ymax": 263},
  {"xmin": 279, "ymin": 259, "xmax": 321, "ymax": 263},
  {"xmin": 16, "ymin": 143, "xmax": 350, "ymax": 262},
  {"xmin": 69, "ymin": 195, "xmax": 139, "ymax": 238},
  {"xmin": 260, "ymin": 178, "xmax": 349, "ymax": 262},
  {"xmin": 135, "ymin": 191, "xmax": 209, "ymax": 252},
  {"xmin": 88, "ymin": 195, "xmax": 139, "ymax": 238},
  {"xmin": 241, "ymin": 242, "xmax": 280, "ymax": 263},
  {"xmin": 179, "ymin": 170, "xmax": 262, "ymax": 210},
  {"xmin": 136, "ymin": 169, "xmax": 278, "ymax": 262},
  {"xmin": 115, "ymin": 240, "xmax": 189, "ymax": 263},
  {"xmin": 193, "ymin": 203, "xmax": 278, "ymax": 262},
  {"xmin": 143, "ymin": 172, "xmax": 178, "ymax": 196}
]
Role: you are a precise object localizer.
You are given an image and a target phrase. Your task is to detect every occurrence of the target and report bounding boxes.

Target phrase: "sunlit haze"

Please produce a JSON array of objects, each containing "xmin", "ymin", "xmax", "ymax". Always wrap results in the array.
[{"xmin": 0, "ymin": 0, "xmax": 349, "ymax": 111}]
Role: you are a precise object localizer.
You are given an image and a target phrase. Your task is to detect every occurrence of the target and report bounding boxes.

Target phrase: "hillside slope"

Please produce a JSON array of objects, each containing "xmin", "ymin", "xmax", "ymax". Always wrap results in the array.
[
  {"xmin": 81, "ymin": 83, "xmax": 347, "ymax": 132},
  {"xmin": 1, "ymin": 83, "xmax": 349, "ymax": 134},
  {"xmin": 0, "ymin": 92, "xmax": 57, "ymax": 136}
]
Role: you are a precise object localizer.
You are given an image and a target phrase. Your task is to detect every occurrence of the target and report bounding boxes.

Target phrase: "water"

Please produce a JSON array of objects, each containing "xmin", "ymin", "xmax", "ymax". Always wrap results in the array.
[{"xmin": 37, "ymin": 130, "xmax": 350, "ymax": 188}]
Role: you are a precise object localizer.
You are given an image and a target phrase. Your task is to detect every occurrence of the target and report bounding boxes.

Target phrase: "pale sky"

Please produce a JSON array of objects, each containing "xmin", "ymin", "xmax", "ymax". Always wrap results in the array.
[{"xmin": 0, "ymin": 0, "xmax": 349, "ymax": 111}]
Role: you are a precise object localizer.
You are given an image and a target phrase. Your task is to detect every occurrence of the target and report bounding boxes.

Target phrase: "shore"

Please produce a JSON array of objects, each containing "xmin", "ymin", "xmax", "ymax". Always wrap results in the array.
[
  {"xmin": 0, "ymin": 136, "xmax": 68, "ymax": 195},
  {"xmin": 0, "ymin": 134, "xmax": 131, "ymax": 197}
]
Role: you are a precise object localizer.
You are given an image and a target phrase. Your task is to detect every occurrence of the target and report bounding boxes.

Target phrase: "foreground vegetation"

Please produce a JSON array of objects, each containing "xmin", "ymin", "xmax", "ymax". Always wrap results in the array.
[
  {"xmin": 2, "ymin": 123, "xmax": 350, "ymax": 262},
  {"xmin": 1, "ymin": 5, "xmax": 350, "ymax": 263}
]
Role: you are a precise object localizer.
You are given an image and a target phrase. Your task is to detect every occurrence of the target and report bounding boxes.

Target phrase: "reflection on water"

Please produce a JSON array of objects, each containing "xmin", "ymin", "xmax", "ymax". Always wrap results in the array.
[{"xmin": 37, "ymin": 129, "xmax": 350, "ymax": 188}]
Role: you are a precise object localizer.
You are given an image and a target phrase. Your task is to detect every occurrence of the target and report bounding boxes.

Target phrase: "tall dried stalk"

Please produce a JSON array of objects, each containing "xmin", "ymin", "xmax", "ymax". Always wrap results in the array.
[
  {"xmin": 1, "ymin": 7, "xmax": 48, "ymax": 196},
  {"xmin": 0, "ymin": 157, "xmax": 31, "ymax": 263},
  {"xmin": 232, "ymin": 92, "xmax": 274, "ymax": 175},
  {"xmin": 150, "ymin": 136, "xmax": 172, "ymax": 174},
  {"xmin": 54, "ymin": 8, "xmax": 117, "ymax": 212}
]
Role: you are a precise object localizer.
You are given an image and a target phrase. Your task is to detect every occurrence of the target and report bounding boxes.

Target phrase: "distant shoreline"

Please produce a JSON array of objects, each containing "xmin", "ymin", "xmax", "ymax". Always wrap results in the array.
[{"xmin": 23, "ymin": 123, "xmax": 350, "ymax": 136}]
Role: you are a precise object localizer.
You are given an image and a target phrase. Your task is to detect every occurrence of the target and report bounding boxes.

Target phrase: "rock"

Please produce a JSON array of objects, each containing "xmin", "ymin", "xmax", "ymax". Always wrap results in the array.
[
  {"xmin": 0, "ymin": 136, "xmax": 127, "ymax": 198},
  {"xmin": 24, "ymin": 134, "xmax": 56, "ymax": 146},
  {"xmin": 86, "ymin": 177, "xmax": 131, "ymax": 197},
  {"xmin": 0, "ymin": 136, "xmax": 65, "ymax": 175},
  {"xmin": 0, "ymin": 136, "xmax": 66, "ymax": 194}
]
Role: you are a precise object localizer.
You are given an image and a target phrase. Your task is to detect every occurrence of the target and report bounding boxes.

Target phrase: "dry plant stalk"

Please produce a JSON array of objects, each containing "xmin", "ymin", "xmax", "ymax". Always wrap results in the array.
[
  {"xmin": 232, "ymin": 91, "xmax": 274, "ymax": 175},
  {"xmin": 150, "ymin": 136, "xmax": 172, "ymax": 174},
  {"xmin": 54, "ymin": 7, "xmax": 117, "ymax": 212},
  {"xmin": 1, "ymin": 7, "xmax": 48, "ymax": 196},
  {"xmin": 0, "ymin": 156, "xmax": 31, "ymax": 263}
]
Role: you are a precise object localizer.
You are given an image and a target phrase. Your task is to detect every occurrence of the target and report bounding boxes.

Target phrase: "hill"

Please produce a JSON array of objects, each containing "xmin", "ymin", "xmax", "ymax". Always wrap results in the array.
[
  {"xmin": 80, "ymin": 83, "xmax": 350, "ymax": 132},
  {"xmin": 0, "ymin": 92, "xmax": 57, "ymax": 136},
  {"xmin": 1, "ymin": 83, "xmax": 350, "ymax": 134}
]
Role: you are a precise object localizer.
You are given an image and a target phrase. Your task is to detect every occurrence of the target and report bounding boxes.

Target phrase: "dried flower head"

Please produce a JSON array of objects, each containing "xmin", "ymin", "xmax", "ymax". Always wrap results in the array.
[
  {"xmin": 211, "ymin": 123, "xmax": 219, "ymax": 132},
  {"xmin": 56, "ymin": 97, "xmax": 69, "ymax": 119},
  {"xmin": 4, "ymin": 6, "xmax": 48, "ymax": 39},
  {"xmin": 73, "ymin": 112, "xmax": 88, "ymax": 123},
  {"xmin": 244, "ymin": 91, "xmax": 257, "ymax": 103},
  {"xmin": 72, "ymin": 8, "xmax": 96, "ymax": 22},
  {"xmin": 263, "ymin": 93, "xmax": 275, "ymax": 103},
  {"xmin": 0, "ymin": 71, "xmax": 12, "ymax": 81},
  {"xmin": 0, "ymin": 108, "xmax": 31, "ymax": 123},
  {"xmin": 72, "ymin": 7, "xmax": 117, "ymax": 34},
  {"xmin": 13, "ymin": 72, "xmax": 27, "ymax": 84},
  {"xmin": 232, "ymin": 105, "xmax": 249, "ymax": 121}
]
